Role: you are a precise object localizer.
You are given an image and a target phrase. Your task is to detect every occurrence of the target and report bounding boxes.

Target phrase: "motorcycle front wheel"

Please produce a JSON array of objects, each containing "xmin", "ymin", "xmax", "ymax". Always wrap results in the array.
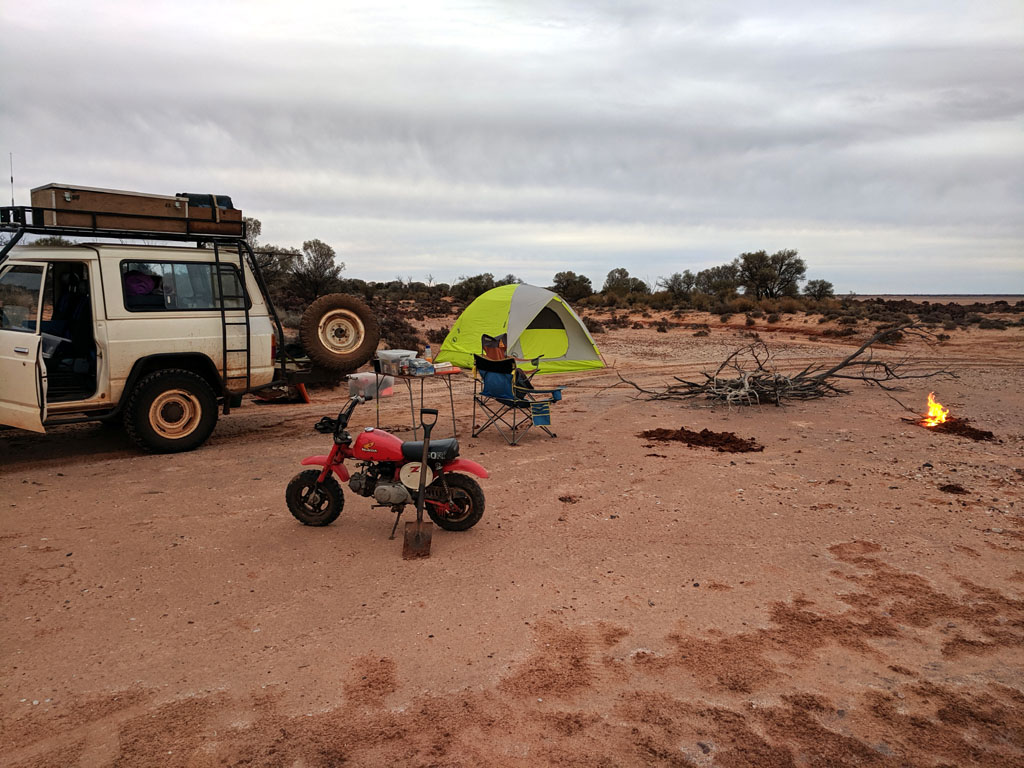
[
  {"xmin": 286, "ymin": 469, "xmax": 344, "ymax": 526},
  {"xmin": 425, "ymin": 473, "xmax": 485, "ymax": 531}
]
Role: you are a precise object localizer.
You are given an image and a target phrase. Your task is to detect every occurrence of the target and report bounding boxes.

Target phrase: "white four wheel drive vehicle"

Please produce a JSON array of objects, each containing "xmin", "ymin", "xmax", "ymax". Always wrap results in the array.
[{"xmin": 0, "ymin": 190, "xmax": 379, "ymax": 452}]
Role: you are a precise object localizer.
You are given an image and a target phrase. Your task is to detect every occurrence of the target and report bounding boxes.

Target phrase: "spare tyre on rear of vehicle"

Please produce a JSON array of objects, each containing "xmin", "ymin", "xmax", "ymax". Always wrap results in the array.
[{"xmin": 299, "ymin": 293, "xmax": 380, "ymax": 373}]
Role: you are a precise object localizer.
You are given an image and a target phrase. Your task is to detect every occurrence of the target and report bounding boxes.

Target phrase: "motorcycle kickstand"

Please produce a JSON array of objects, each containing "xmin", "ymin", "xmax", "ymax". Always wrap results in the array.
[{"xmin": 388, "ymin": 506, "xmax": 405, "ymax": 540}]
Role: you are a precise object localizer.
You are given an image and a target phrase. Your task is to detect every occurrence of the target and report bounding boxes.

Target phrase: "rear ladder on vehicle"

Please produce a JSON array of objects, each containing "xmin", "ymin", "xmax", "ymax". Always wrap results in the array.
[{"xmin": 212, "ymin": 242, "xmax": 251, "ymax": 413}]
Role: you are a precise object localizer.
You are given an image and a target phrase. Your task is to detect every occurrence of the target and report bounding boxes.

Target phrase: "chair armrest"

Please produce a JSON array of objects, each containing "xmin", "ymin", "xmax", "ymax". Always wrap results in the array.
[{"xmin": 515, "ymin": 385, "xmax": 563, "ymax": 402}]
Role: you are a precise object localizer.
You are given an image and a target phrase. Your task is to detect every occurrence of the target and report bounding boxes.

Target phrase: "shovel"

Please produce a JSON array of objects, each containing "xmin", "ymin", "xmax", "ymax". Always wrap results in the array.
[{"xmin": 402, "ymin": 408, "xmax": 438, "ymax": 559}]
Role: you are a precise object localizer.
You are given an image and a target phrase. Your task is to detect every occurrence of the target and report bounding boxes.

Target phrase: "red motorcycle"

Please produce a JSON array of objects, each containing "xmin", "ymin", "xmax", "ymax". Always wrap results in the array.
[{"xmin": 286, "ymin": 396, "xmax": 488, "ymax": 535}]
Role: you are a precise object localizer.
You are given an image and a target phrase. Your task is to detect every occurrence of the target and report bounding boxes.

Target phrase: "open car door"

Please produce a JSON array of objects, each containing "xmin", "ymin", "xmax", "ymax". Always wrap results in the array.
[{"xmin": 0, "ymin": 263, "xmax": 48, "ymax": 432}]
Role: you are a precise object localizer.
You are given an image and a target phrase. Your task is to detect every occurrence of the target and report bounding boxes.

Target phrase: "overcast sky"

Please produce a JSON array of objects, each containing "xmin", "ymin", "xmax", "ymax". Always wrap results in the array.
[{"xmin": 2, "ymin": 1, "xmax": 1022, "ymax": 293}]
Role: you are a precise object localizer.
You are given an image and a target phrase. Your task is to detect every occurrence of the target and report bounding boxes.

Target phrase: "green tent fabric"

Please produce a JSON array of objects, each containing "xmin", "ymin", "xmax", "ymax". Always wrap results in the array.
[{"xmin": 435, "ymin": 284, "xmax": 604, "ymax": 374}]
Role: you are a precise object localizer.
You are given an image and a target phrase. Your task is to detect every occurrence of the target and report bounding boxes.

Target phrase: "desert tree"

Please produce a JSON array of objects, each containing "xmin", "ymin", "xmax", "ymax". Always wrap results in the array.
[
  {"xmin": 694, "ymin": 263, "xmax": 740, "ymax": 299},
  {"xmin": 657, "ymin": 270, "xmax": 696, "ymax": 297},
  {"xmin": 550, "ymin": 270, "xmax": 594, "ymax": 301},
  {"xmin": 603, "ymin": 267, "xmax": 650, "ymax": 295},
  {"xmin": 804, "ymin": 279, "xmax": 835, "ymax": 300},
  {"xmin": 240, "ymin": 217, "xmax": 299, "ymax": 298},
  {"xmin": 289, "ymin": 238, "xmax": 345, "ymax": 304},
  {"xmin": 735, "ymin": 249, "xmax": 807, "ymax": 299},
  {"xmin": 451, "ymin": 273, "xmax": 496, "ymax": 300}
]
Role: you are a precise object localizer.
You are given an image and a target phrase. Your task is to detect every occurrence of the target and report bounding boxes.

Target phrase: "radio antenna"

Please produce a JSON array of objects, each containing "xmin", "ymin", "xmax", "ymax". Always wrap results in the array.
[{"xmin": 9, "ymin": 153, "xmax": 13, "ymax": 206}]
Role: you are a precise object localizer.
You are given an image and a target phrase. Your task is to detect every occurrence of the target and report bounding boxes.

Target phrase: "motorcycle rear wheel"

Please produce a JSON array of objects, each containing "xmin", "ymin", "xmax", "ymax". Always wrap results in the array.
[
  {"xmin": 425, "ymin": 473, "xmax": 485, "ymax": 531},
  {"xmin": 286, "ymin": 469, "xmax": 344, "ymax": 526}
]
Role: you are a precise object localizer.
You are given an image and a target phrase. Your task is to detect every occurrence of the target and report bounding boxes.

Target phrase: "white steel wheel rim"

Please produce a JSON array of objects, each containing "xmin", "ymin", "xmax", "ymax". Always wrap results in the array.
[
  {"xmin": 149, "ymin": 389, "xmax": 202, "ymax": 439},
  {"xmin": 318, "ymin": 310, "xmax": 364, "ymax": 354}
]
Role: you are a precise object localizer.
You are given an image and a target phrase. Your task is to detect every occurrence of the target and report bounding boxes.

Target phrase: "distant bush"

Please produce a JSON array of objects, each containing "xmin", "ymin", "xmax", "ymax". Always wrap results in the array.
[
  {"xmin": 778, "ymin": 297, "xmax": 802, "ymax": 314},
  {"xmin": 719, "ymin": 313, "xmax": 733, "ymax": 323},
  {"xmin": 377, "ymin": 307, "xmax": 421, "ymax": 350},
  {"xmin": 690, "ymin": 292, "xmax": 714, "ymax": 311},
  {"xmin": 978, "ymin": 318, "xmax": 1007, "ymax": 330},
  {"xmin": 767, "ymin": 313, "xmax": 780, "ymax": 324},
  {"xmin": 729, "ymin": 296, "xmax": 757, "ymax": 313},
  {"xmin": 745, "ymin": 315, "xmax": 756, "ymax": 326},
  {"xmin": 942, "ymin": 320, "xmax": 958, "ymax": 331},
  {"xmin": 876, "ymin": 328, "xmax": 904, "ymax": 344},
  {"xmin": 838, "ymin": 316, "xmax": 859, "ymax": 325},
  {"xmin": 693, "ymin": 329, "xmax": 710, "ymax": 337},
  {"xmin": 822, "ymin": 327, "xmax": 857, "ymax": 337},
  {"xmin": 427, "ymin": 326, "xmax": 449, "ymax": 344}
]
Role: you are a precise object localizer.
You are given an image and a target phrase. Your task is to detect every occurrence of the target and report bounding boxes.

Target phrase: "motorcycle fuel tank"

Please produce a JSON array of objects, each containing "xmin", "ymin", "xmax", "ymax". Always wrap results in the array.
[{"xmin": 352, "ymin": 428, "xmax": 405, "ymax": 462}]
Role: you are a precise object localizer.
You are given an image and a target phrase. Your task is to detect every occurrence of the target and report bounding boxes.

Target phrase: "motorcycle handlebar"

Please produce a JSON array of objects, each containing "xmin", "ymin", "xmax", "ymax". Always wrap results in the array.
[{"xmin": 336, "ymin": 395, "xmax": 365, "ymax": 428}]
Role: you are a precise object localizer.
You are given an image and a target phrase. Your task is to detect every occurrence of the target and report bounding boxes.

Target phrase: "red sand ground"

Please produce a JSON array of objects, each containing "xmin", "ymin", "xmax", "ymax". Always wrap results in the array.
[{"xmin": 2, "ymin": 317, "xmax": 1022, "ymax": 767}]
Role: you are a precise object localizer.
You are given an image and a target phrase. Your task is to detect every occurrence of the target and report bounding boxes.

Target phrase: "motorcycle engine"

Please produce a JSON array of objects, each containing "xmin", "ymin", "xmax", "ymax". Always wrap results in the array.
[
  {"xmin": 348, "ymin": 471, "xmax": 375, "ymax": 497},
  {"xmin": 373, "ymin": 482, "xmax": 413, "ymax": 505}
]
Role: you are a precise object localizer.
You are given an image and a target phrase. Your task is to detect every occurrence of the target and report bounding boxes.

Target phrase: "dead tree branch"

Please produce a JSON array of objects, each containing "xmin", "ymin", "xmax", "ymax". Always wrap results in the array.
[{"xmin": 616, "ymin": 323, "xmax": 957, "ymax": 406}]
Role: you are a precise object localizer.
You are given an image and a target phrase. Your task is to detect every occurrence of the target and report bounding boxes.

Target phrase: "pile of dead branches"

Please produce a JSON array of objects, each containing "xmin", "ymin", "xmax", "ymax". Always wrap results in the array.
[{"xmin": 617, "ymin": 324, "xmax": 956, "ymax": 406}]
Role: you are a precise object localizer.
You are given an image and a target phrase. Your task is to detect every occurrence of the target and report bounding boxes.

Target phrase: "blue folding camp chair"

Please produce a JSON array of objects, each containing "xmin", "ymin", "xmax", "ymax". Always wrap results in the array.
[{"xmin": 471, "ymin": 354, "xmax": 563, "ymax": 445}]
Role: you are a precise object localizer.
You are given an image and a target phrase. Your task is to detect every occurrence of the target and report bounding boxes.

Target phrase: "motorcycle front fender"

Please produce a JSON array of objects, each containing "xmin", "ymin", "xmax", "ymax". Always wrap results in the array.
[
  {"xmin": 442, "ymin": 458, "xmax": 489, "ymax": 479},
  {"xmin": 300, "ymin": 455, "xmax": 351, "ymax": 482}
]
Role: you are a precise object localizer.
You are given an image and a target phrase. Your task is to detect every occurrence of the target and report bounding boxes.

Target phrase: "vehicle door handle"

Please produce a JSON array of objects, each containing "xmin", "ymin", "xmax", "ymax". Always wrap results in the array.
[{"xmin": 14, "ymin": 347, "xmax": 29, "ymax": 354}]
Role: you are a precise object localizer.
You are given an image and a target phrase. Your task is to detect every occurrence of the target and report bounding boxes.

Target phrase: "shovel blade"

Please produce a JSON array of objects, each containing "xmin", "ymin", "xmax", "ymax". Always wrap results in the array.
[{"xmin": 402, "ymin": 521, "xmax": 433, "ymax": 559}]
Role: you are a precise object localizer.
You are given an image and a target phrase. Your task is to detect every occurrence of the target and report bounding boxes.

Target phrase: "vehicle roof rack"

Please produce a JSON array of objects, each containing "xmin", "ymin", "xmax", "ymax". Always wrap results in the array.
[{"xmin": 0, "ymin": 205, "xmax": 247, "ymax": 264}]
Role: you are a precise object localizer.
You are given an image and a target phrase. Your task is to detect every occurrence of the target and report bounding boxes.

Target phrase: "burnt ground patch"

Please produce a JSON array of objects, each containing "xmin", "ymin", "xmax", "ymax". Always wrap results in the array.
[{"xmin": 639, "ymin": 426, "xmax": 764, "ymax": 453}]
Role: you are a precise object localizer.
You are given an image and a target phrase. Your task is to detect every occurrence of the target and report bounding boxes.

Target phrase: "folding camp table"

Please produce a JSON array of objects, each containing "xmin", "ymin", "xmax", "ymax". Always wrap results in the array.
[{"xmin": 372, "ymin": 362, "xmax": 461, "ymax": 439}]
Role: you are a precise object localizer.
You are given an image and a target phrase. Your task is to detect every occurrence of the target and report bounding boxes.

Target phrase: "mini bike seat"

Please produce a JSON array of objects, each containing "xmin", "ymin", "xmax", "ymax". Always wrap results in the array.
[{"xmin": 401, "ymin": 438, "xmax": 459, "ymax": 463}]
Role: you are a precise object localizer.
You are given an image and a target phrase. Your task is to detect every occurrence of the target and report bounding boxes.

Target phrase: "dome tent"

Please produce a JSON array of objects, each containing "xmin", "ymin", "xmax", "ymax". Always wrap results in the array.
[{"xmin": 435, "ymin": 284, "xmax": 604, "ymax": 374}]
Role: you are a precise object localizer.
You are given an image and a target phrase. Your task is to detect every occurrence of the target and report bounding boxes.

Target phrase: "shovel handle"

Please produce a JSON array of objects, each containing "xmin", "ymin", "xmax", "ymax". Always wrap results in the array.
[{"xmin": 420, "ymin": 408, "xmax": 438, "ymax": 430}]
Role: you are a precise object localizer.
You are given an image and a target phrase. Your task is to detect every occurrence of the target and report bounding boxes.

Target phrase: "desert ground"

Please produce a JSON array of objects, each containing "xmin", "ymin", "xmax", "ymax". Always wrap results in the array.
[{"xmin": 2, "ymin": 311, "xmax": 1023, "ymax": 767}]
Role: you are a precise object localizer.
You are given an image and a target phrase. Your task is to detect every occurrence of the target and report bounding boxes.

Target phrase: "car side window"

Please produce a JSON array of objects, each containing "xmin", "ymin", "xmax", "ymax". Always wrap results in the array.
[
  {"xmin": 0, "ymin": 264, "xmax": 46, "ymax": 333},
  {"xmin": 121, "ymin": 260, "xmax": 247, "ymax": 311}
]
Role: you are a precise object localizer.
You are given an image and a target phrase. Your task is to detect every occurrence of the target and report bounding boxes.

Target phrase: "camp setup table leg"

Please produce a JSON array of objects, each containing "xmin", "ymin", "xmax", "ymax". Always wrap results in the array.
[{"xmin": 374, "ymin": 370, "xmax": 459, "ymax": 440}]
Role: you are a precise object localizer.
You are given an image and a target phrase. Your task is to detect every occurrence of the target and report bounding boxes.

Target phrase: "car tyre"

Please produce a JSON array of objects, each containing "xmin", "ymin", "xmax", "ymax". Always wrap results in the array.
[
  {"xmin": 123, "ymin": 369, "xmax": 219, "ymax": 453},
  {"xmin": 299, "ymin": 294, "xmax": 380, "ymax": 373}
]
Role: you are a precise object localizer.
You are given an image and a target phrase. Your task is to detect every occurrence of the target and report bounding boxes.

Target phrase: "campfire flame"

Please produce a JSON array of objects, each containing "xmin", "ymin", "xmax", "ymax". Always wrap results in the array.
[{"xmin": 921, "ymin": 392, "xmax": 949, "ymax": 427}]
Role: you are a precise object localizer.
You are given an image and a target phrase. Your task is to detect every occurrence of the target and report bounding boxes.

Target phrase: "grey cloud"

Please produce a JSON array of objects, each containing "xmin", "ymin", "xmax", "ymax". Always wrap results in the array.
[{"xmin": 1, "ymin": 1, "xmax": 1021, "ymax": 291}]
